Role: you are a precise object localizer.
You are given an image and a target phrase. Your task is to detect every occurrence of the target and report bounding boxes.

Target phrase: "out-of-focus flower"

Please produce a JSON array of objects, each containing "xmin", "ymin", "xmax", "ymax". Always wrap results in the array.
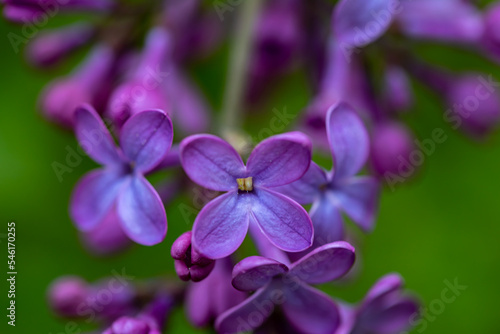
[
  {"xmin": 216, "ymin": 242, "xmax": 355, "ymax": 334},
  {"xmin": 336, "ymin": 273, "xmax": 419, "ymax": 334},
  {"xmin": 383, "ymin": 65, "xmax": 413, "ymax": 113},
  {"xmin": 104, "ymin": 293, "xmax": 174, "ymax": 334},
  {"xmin": 171, "ymin": 231, "xmax": 215, "ymax": 282},
  {"xmin": 370, "ymin": 122, "xmax": 414, "ymax": 178},
  {"xmin": 107, "ymin": 28, "xmax": 171, "ymax": 129},
  {"xmin": 26, "ymin": 22, "xmax": 94, "ymax": 67},
  {"xmin": 186, "ymin": 257, "xmax": 246, "ymax": 328},
  {"xmin": 39, "ymin": 45, "xmax": 114, "ymax": 128},
  {"xmin": 70, "ymin": 105, "xmax": 172, "ymax": 245},
  {"xmin": 180, "ymin": 132, "xmax": 313, "ymax": 259},
  {"xmin": 277, "ymin": 103, "xmax": 379, "ymax": 244},
  {"xmin": 2, "ymin": 0, "xmax": 114, "ymax": 23}
]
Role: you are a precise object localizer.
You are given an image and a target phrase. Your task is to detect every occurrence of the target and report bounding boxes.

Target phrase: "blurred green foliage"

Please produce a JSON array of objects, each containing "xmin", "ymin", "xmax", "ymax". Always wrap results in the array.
[{"xmin": 1, "ymin": 6, "xmax": 500, "ymax": 333}]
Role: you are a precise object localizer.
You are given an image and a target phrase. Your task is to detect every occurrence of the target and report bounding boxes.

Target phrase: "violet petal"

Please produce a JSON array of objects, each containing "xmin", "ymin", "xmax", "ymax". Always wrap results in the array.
[{"xmin": 232, "ymin": 256, "xmax": 288, "ymax": 292}]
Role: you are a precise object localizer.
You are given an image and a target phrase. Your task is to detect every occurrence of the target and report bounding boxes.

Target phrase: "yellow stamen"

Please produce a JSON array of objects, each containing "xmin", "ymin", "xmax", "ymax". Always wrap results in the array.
[{"xmin": 237, "ymin": 177, "xmax": 253, "ymax": 191}]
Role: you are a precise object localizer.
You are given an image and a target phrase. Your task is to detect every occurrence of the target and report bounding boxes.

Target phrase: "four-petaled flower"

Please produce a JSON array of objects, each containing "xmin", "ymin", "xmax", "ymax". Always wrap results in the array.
[
  {"xmin": 276, "ymin": 103, "xmax": 380, "ymax": 245},
  {"xmin": 216, "ymin": 241, "xmax": 356, "ymax": 334},
  {"xmin": 180, "ymin": 132, "xmax": 313, "ymax": 259},
  {"xmin": 70, "ymin": 104, "xmax": 173, "ymax": 245}
]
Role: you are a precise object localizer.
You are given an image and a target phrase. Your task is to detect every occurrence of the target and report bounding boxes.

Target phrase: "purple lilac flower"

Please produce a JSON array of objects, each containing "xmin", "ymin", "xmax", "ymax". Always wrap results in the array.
[
  {"xmin": 107, "ymin": 28, "xmax": 171, "ymax": 129},
  {"xmin": 39, "ymin": 45, "xmax": 114, "ymax": 128},
  {"xmin": 383, "ymin": 65, "xmax": 413, "ymax": 113},
  {"xmin": 171, "ymin": 231, "xmax": 215, "ymax": 282},
  {"xmin": 2, "ymin": 0, "xmax": 114, "ymax": 23},
  {"xmin": 481, "ymin": 2, "xmax": 500, "ymax": 61},
  {"xmin": 278, "ymin": 103, "xmax": 379, "ymax": 244},
  {"xmin": 186, "ymin": 257, "xmax": 247, "ymax": 328},
  {"xmin": 370, "ymin": 122, "xmax": 414, "ymax": 179},
  {"xmin": 104, "ymin": 293, "xmax": 174, "ymax": 334},
  {"xmin": 79, "ymin": 208, "xmax": 132, "ymax": 256},
  {"xmin": 216, "ymin": 241, "xmax": 355, "ymax": 334},
  {"xmin": 336, "ymin": 273, "xmax": 419, "ymax": 334},
  {"xmin": 180, "ymin": 132, "xmax": 313, "ymax": 259},
  {"xmin": 48, "ymin": 275, "xmax": 135, "ymax": 321},
  {"xmin": 395, "ymin": 0, "xmax": 483, "ymax": 44},
  {"xmin": 70, "ymin": 104, "xmax": 172, "ymax": 245},
  {"xmin": 26, "ymin": 22, "xmax": 94, "ymax": 67}
]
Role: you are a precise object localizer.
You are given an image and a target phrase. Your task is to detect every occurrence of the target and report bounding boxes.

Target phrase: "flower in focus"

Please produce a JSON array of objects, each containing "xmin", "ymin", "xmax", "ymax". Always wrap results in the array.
[
  {"xmin": 180, "ymin": 132, "xmax": 313, "ymax": 259},
  {"xmin": 216, "ymin": 241, "xmax": 355, "ymax": 334},
  {"xmin": 171, "ymin": 231, "xmax": 215, "ymax": 282},
  {"xmin": 277, "ymin": 103, "xmax": 379, "ymax": 244},
  {"xmin": 70, "ymin": 104, "xmax": 172, "ymax": 245}
]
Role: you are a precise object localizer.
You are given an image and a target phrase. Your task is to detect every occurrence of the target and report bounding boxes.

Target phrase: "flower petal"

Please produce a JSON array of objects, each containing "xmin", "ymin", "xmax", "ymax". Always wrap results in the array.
[
  {"xmin": 251, "ymin": 188, "xmax": 313, "ymax": 252},
  {"xmin": 327, "ymin": 102, "xmax": 370, "ymax": 179},
  {"xmin": 363, "ymin": 273, "xmax": 404, "ymax": 306},
  {"xmin": 116, "ymin": 175, "xmax": 167, "ymax": 246},
  {"xmin": 215, "ymin": 287, "xmax": 274, "ymax": 334},
  {"xmin": 334, "ymin": 0, "xmax": 395, "ymax": 47},
  {"xmin": 70, "ymin": 169, "xmax": 125, "ymax": 231},
  {"xmin": 232, "ymin": 256, "xmax": 288, "ymax": 292},
  {"xmin": 247, "ymin": 132, "xmax": 312, "ymax": 188},
  {"xmin": 333, "ymin": 176, "xmax": 380, "ymax": 232},
  {"xmin": 180, "ymin": 134, "xmax": 246, "ymax": 191},
  {"xmin": 282, "ymin": 283, "xmax": 340, "ymax": 334},
  {"xmin": 288, "ymin": 241, "xmax": 355, "ymax": 284},
  {"xmin": 396, "ymin": 0, "xmax": 483, "ymax": 43},
  {"xmin": 74, "ymin": 104, "xmax": 122, "ymax": 166},
  {"xmin": 310, "ymin": 194, "xmax": 345, "ymax": 244},
  {"xmin": 272, "ymin": 162, "xmax": 327, "ymax": 204},
  {"xmin": 192, "ymin": 192, "xmax": 251, "ymax": 259},
  {"xmin": 120, "ymin": 110, "xmax": 173, "ymax": 173}
]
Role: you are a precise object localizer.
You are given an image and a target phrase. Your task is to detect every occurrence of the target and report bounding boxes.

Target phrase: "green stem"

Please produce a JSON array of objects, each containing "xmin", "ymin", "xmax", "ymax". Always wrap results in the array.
[{"xmin": 219, "ymin": 0, "xmax": 263, "ymax": 138}]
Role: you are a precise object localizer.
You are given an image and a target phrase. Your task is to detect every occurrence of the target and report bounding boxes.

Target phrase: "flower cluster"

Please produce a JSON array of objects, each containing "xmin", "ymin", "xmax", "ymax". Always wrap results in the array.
[{"xmin": 5, "ymin": 0, "xmax": 499, "ymax": 333}]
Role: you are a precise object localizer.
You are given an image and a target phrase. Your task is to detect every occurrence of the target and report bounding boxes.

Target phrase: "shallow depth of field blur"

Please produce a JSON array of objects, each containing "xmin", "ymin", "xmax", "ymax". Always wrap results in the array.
[{"xmin": 1, "ymin": 2, "xmax": 500, "ymax": 334}]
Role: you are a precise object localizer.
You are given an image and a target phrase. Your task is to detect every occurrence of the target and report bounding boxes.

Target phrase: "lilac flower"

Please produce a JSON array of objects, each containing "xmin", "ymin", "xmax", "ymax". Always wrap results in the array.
[
  {"xmin": 278, "ymin": 103, "xmax": 379, "ymax": 244},
  {"xmin": 26, "ymin": 22, "xmax": 94, "ymax": 68},
  {"xmin": 481, "ymin": 2, "xmax": 500, "ymax": 61},
  {"xmin": 47, "ymin": 275, "xmax": 135, "ymax": 321},
  {"xmin": 334, "ymin": 0, "xmax": 396, "ymax": 50},
  {"xmin": 383, "ymin": 66, "xmax": 413, "ymax": 113},
  {"xmin": 336, "ymin": 273, "xmax": 419, "ymax": 334},
  {"xmin": 186, "ymin": 258, "xmax": 246, "ymax": 328},
  {"xmin": 2, "ymin": 0, "xmax": 113, "ymax": 23},
  {"xmin": 171, "ymin": 231, "xmax": 215, "ymax": 282},
  {"xmin": 216, "ymin": 241, "xmax": 356, "ymax": 334},
  {"xmin": 370, "ymin": 122, "xmax": 414, "ymax": 179},
  {"xmin": 107, "ymin": 28, "xmax": 171, "ymax": 129},
  {"xmin": 104, "ymin": 293, "xmax": 174, "ymax": 334},
  {"xmin": 39, "ymin": 45, "xmax": 114, "ymax": 128},
  {"xmin": 70, "ymin": 104, "xmax": 172, "ymax": 245},
  {"xmin": 395, "ymin": 0, "xmax": 483, "ymax": 44},
  {"xmin": 180, "ymin": 132, "xmax": 313, "ymax": 259}
]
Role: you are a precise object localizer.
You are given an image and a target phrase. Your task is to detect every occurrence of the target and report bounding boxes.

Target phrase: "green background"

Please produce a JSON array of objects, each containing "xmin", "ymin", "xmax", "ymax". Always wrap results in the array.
[{"xmin": 1, "ymin": 5, "xmax": 500, "ymax": 334}]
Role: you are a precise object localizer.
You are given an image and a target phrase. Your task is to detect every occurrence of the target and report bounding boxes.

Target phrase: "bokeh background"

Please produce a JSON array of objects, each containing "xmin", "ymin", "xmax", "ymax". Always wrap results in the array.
[{"xmin": 1, "ymin": 4, "xmax": 500, "ymax": 334}]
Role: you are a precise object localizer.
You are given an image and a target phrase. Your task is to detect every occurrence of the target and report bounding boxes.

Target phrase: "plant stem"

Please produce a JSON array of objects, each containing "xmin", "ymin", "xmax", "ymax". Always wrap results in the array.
[{"xmin": 219, "ymin": 0, "xmax": 263, "ymax": 138}]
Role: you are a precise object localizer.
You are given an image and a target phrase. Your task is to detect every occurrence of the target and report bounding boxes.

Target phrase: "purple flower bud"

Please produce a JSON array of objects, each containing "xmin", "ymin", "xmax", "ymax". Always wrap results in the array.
[
  {"xmin": 383, "ymin": 66, "xmax": 413, "ymax": 112},
  {"xmin": 446, "ymin": 74, "xmax": 500, "ymax": 137},
  {"xmin": 26, "ymin": 23, "xmax": 94, "ymax": 68},
  {"xmin": 370, "ymin": 122, "xmax": 415, "ymax": 178},
  {"xmin": 47, "ymin": 276, "xmax": 89, "ymax": 318},
  {"xmin": 39, "ymin": 45, "xmax": 114, "ymax": 127},
  {"xmin": 482, "ymin": 3, "xmax": 500, "ymax": 60},
  {"xmin": 106, "ymin": 316, "xmax": 150, "ymax": 334},
  {"xmin": 171, "ymin": 231, "xmax": 215, "ymax": 282},
  {"xmin": 107, "ymin": 28, "xmax": 171, "ymax": 129}
]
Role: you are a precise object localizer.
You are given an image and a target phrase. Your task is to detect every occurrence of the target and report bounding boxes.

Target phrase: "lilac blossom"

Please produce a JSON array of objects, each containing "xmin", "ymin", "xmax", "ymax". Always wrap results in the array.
[
  {"xmin": 171, "ymin": 231, "xmax": 215, "ymax": 282},
  {"xmin": 186, "ymin": 257, "xmax": 246, "ymax": 328},
  {"xmin": 216, "ymin": 241, "xmax": 356, "ymax": 334},
  {"xmin": 70, "ymin": 104, "xmax": 172, "ymax": 246},
  {"xmin": 107, "ymin": 28, "xmax": 171, "ymax": 129},
  {"xmin": 103, "ymin": 294, "xmax": 174, "ymax": 334},
  {"xmin": 278, "ymin": 103, "xmax": 379, "ymax": 244},
  {"xmin": 39, "ymin": 45, "xmax": 114, "ymax": 128},
  {"xmin": 180, "ymin": 132, "xmax": 313, "ymax": 259},
  {"xmin": 26, "ymin": 22, "xmax": 94, "ymax": 67},
  {"xmin": 2, "ymin": 0, "xmax": 114, "ymax": 23},
  {"xmin": 336, "ymin": 273, "xmax": 419, "ymax": 334}
]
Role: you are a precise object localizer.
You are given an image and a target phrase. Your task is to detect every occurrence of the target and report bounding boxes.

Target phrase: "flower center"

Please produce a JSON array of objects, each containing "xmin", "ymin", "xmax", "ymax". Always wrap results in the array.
[{"xmin": 237, "ymin": 177, "xmax": 253, "ymax": 191}]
